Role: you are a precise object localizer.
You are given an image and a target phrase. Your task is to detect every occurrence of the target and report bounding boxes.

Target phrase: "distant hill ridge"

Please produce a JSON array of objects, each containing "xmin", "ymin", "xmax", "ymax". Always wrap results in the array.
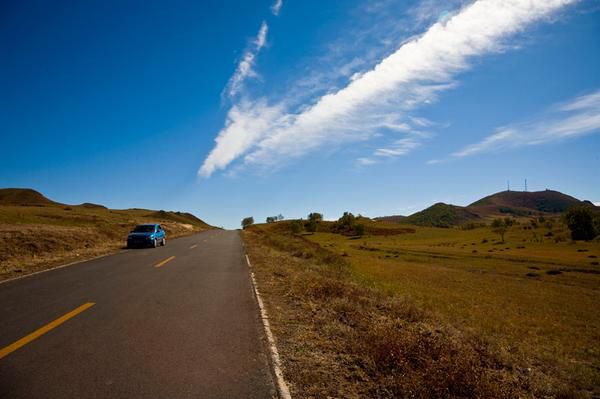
[
  {"xmin": 0, "ymin": 188, "xmax": 59, "ymax": 206},
  {"xmin": 377, "ymin": 189, "xmax": 596, "ymax": 227},
  {"xmin": 0, "ymin": 188, "xmax": 211, "ymax": 228},
  {"xmin": 468, "ymin": 190, "xmax": 582, "ymax": 215}
]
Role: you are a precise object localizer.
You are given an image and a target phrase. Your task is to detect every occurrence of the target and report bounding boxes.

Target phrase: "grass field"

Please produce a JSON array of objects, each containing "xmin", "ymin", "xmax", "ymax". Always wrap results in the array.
[
  {"xmin": 245, "ymin": 219, "xmax": 599, "ymax": 397},
  {"xmin": 0, "ymin": 203, "xmax": 213, "ymax": 280}
]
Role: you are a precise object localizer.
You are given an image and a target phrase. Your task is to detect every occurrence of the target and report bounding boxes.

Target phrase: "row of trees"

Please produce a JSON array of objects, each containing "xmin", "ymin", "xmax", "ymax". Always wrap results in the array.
[
  {"xmin": 242, "ymin": 211, "xmax": 367, "ymax": 237},
  {"xmin": 266, "ymin": 214, "xmax": 284, "ymax": 223},
  {"xmin": 241, "ymin": 214, "xmax": 284, "ymax": 228},
  {"xmin": 490, "ymin": 207, "xmax": 599, "ymax": 243},
  {"xmin": 291, "ymin": 212, "xmax": 323, "ymax": 234}
]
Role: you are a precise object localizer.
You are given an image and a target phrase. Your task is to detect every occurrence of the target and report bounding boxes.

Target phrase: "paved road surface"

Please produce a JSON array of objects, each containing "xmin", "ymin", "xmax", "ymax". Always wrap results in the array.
[{"xmin": 0, "ymin": 230, "xmax": 276, "ymax": 398}]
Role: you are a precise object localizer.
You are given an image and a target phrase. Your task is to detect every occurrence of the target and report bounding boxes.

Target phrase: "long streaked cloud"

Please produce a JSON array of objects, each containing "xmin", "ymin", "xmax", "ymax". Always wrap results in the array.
[
  {"xmin": 224, "ymin": 21, "xmax": 269, "ymax": 99},
  {"xmin": 271, "ymin": 0, "xmax": 283, "ymax": 16},
  {"xmin": 200, "ymin": 0, "xmax": 576, "ymax": 177},
  {"xmin": 432, "ymin": 89, "xmax": 600, "ymax": 161}
]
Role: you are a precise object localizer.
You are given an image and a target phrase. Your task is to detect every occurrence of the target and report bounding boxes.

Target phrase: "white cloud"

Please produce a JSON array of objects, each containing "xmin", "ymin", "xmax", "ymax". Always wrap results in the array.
[
  {"xmin": 199, "ymin": 99, "xmax": 284, "ymax": 177},
  {"xmin": 201, "ymin": 0, "xmax": 576, "ymax": 177},
  {"xmin": 271, "ymin": 0, "xmax": 283, "ymax": 16},
  {"xmin": 356, "ymin": 157, "xmax": 378, "ymax": 166},
  {"xmin": 374, "ymin": 138, "xmax": 422, "ymax": 157},
  {"xmin": 446, "ymin": 89, "xmax": 600, "ymax": 159},
  {"xmin": 224, "ymin": 22, "xmax": 268, "ymax": 99}
]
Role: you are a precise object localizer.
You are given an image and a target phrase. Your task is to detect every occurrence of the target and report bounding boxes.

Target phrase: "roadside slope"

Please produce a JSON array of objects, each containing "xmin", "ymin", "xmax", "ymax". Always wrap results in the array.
[
  {"xmin": 0, "ymin": 188, "xmax": 214, "ymax": 280},
  {"xmin": 242, "ymin": 223, "xmax": 549, "ymax": 398}
]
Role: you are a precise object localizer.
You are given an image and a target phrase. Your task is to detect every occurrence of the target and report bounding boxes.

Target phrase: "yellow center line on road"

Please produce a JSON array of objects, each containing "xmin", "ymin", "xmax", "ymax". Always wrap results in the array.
[
  {"xmin": 190, "ymin": 244, "xmax": 198, "ymax": 249},
  {"xmin": 154, "ymin": 255, "xmax": 176, "ymax": 268},
  {"xmin": 0, "ymin": 302, "xmax": 95, "ymax": 360}
]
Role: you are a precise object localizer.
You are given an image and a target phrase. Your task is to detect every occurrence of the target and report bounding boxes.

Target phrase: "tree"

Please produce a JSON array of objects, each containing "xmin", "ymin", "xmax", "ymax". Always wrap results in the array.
[
  {"xmin": 491, "ymin": 218, "xmax": 509, "ymax": 243},
  {"xmin": 290, "ymin": 220, "xmax": 303, "ymax": 234},
  {"xmin": 306, "ymin": 212, "xmax": 323, "ymax": 233},
  {"xmin": 564, "ymin": 207, "xmax": 597, "ymax": 241},
  {"xmin": 266, "ymin": 216, "xmax": 277, "ymax": 223},
  {"xmin": 308, "ymin": 212, "xmax": 323, "ymax": 222},
  {"xmin": 354, "ymin": 223, "xmax": 365, "ymax": 237},
  {"xmin": 338, "ymin": 212, "xmax": 356, "ymax": 228},
  {"xmin": 241, "ymin": 217, "xmax": 254, "ymax": 229},
  {"xmin": 277, "ymin": 214, "xmax": 284, "ymax": 221}
]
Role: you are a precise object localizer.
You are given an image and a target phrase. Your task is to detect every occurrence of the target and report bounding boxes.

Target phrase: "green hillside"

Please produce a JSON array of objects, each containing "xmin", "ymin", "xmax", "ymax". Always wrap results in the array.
[{"xmin": 403, "ymin": 203, "xmax": 480, "ymax": 227}]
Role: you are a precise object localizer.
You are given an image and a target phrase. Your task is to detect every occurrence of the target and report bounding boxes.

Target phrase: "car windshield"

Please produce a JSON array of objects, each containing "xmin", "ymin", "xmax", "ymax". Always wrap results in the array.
[{"xmin": 133, "ymin": 225, "xmax": 155, "ymax": 233}]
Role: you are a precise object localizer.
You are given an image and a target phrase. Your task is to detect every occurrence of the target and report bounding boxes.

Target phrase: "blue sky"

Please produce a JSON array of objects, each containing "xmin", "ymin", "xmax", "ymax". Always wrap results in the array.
[{"xmin": 1, "ymin": 0, "xmax": 599, "ymax": 228}]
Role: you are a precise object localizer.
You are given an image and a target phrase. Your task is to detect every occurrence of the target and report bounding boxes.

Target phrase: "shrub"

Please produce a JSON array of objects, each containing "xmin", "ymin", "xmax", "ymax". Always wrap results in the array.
[
  {"xmin": 530, "ymin": 219, "xmax": 538, "ymax": 229},
  {"xmin": 307, "ymin": 218, "xmax": 318, "ymax": 233},
  {"xmin": 241, "ymin": 216, "xmax": 254, "ymax": 229},
  {"xmin": 290, "ymin": 220, "xmax": 303, "ymax": 234},
  {"xmin": 354, "ymin": 223, "xmax": 365, "ymax": 237}
]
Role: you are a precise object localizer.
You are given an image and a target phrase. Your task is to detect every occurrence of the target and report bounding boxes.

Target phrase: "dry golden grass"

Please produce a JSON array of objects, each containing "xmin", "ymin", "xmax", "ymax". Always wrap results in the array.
[
  {"xmin": 244, "ymin": 222, "xmax": 596, "ymax": 398},
  {"xmin": 0, "ymin": 204, "xmax": 212, "ymax": 280}
]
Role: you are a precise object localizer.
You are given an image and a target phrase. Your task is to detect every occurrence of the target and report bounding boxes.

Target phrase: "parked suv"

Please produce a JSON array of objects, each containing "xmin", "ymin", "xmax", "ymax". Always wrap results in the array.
[{"xmin": 127, "ymin": 224, "xmax": 166, "ymax": 248}]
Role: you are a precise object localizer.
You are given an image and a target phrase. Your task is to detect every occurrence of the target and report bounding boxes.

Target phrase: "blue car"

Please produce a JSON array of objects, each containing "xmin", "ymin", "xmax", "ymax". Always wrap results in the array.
[{"xmin": 127, "ymin": 224, "xmax": 166, "ymax": 248}]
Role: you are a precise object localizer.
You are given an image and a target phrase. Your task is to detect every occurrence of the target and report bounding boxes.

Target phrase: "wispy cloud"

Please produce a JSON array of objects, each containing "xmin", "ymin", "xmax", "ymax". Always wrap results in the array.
[
  {"xmin": 271, "ymin": 0, "xmax": 283, "ymax": 16},
  {"xmin": 356, "ymin": 157, "xmax": 377, "ymax": 166},
  {"xmin": 224, "ymin": 21, "xmax": 269, "ymax": 99},
  {"xmin": 374, "ymin": 138, "xmax": 422, "ymax": 157},
  {"xmin": 437, "ymin": 89, "xmax": 600, "ymax": 161},
  {"xmin": 201, "ymin": 0, "xmax": 576, "ymax": 178}
]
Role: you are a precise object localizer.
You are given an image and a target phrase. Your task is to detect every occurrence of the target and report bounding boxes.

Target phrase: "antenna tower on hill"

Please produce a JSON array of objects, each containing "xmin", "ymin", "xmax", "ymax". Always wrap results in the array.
[{"xmin": 525, "ymin": 179, "xmax": 528, "ymax": 192}]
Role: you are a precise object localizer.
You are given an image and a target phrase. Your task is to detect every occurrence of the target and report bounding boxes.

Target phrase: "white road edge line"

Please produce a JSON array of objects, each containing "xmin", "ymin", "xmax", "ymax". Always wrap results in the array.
[{"xmin": 245, "ymin": 254, "xmax": 292, "ymax": 399}]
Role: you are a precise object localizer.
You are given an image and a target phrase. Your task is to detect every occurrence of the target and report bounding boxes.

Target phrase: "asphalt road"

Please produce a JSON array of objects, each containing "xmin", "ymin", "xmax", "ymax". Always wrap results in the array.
[{"xmin": 0, "ymin": 230, "xmax": 276, "ymax": 398}]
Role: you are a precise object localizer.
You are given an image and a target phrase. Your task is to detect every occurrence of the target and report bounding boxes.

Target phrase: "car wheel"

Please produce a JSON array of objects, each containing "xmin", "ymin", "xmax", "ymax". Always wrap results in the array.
[
  {"xmin": 153, "ymin": 238, "xmax": 158, "ymax": 248},
  {"xmin": 161, "ymin": 238, "xmax": 166, "ymax": 246}
]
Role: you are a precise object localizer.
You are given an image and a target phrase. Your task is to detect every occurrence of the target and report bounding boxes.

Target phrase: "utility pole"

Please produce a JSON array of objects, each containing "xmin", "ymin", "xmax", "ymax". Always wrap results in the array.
[
  {"xmin": 524, "ymin": 179, "xmax": 528, "ymax": 192},
  {"xmin": 507, "ymin": 180, "xmax": 510, "ymax": 192}
]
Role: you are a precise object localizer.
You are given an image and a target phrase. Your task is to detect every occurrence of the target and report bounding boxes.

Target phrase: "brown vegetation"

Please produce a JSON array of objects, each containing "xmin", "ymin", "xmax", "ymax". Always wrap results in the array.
[
  {"xmin": 243, "ymin": 223, "xmax": 591, "ymax": 397},
  {"xmin": 0, "ymin": 189, "xmax": 213, "ymax": 280}
]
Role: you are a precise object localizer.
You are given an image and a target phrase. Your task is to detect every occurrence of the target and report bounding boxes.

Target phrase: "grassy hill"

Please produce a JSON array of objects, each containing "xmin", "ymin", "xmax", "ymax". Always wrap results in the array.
[
  {"xmin": 379, "ymin": 189, "xmax": 593, "ymax": 227},
  {"xmin": 0, "ymin": 188, "xmax": 60, "ymax": 206},
  {"xmin": 0, "ymin": 188, "xmax": 213, "ymax": 280},
  {"xmin": 469, "ymin": 189, "xmax": 583, "ymax": 216},
  {"xmin": 403, "ymin": 202, "xmax": 480, "ymax": 227}
]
